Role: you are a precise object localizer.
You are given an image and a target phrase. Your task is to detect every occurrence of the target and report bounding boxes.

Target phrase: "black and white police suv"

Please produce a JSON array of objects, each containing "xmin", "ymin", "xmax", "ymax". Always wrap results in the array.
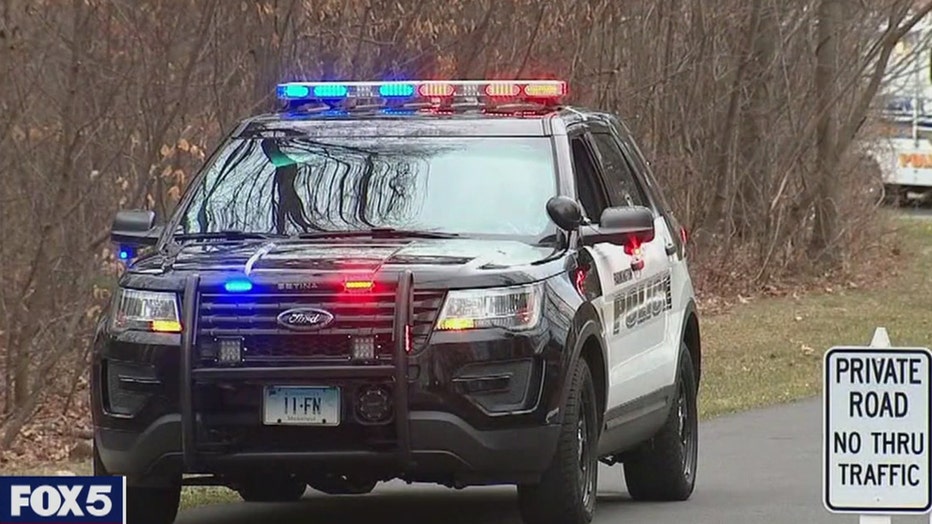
[{"xmin": 91, "ymin": 79, "xmax": 701, "ymax": 524}]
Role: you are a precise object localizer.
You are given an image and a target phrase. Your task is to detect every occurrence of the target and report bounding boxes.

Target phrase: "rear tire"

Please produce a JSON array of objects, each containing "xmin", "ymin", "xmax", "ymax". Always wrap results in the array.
[
  {"xmin": 517, "ymin": 358, "xmax": 599, "ymax": 524},
  {"xmin": 623, "ymin": 343, "xmax": 698, "ymax": 501},
  {"xmin": 93, "ymin": 441, "xmax": 181, "ymax": 524},
  {"xmin": 237, "ymin": 477, "xmax": 306, "ymax": 502}
]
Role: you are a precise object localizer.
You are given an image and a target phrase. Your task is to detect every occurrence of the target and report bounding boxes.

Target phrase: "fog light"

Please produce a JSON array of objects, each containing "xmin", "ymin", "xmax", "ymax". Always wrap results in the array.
[
  {"xmin": 351, "ymin": 336, "xmax": 375, "ymax": 360},
  {"xmin": 356, "ymin": 385, "xmax": 393, "ymax": 423},
  {"xmin": 218, "ymin": 338, "xmax": 243, "ymax": 365}
]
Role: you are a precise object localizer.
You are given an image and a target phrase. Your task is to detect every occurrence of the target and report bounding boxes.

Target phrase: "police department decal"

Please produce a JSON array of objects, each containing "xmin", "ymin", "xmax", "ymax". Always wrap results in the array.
[{"xmin": 613, "ymin": 272, "xmax": 673, "ymax": 334}]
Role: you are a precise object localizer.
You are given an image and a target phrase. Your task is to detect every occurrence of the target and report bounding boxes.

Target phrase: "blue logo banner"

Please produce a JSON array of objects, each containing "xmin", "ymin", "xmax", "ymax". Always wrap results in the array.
[{"xmin": 0, "ymin": 476, "xmax": 125, "ymax": 523}]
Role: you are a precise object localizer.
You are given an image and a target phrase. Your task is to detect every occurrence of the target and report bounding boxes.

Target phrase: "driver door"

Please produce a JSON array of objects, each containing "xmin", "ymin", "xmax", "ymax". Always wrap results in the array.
[{"xmin": 569, "ymin": 127, "xmax": 672, "ymax": 412}]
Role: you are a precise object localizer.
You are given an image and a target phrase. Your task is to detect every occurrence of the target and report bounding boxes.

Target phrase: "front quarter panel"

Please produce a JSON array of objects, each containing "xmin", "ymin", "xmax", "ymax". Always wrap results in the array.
[{"xmin": 546, "ymin": 260, "xmax": 609, "ymax": 426}]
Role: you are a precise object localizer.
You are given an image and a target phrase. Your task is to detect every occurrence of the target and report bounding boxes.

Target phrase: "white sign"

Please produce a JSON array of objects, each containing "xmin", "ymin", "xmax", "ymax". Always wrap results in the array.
[
  {"xmin": 824, "ymin": 341, "xmax": 932, "ymax": 514},
  {"xmin": 868, "ymin": 137, "xmax": 932, "ymax": 188}
]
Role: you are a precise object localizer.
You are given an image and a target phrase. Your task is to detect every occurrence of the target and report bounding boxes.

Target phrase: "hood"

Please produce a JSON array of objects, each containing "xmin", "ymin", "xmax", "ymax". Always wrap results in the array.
[{"xmin": 130, "ymin": 237, "xmax": 565, "ymax": 287}]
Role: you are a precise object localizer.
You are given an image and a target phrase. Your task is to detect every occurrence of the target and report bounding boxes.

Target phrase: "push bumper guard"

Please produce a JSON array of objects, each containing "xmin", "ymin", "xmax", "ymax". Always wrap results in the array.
[{"xmin": 178, "ymin": 270, "xmax": 415, "ymax": 471}]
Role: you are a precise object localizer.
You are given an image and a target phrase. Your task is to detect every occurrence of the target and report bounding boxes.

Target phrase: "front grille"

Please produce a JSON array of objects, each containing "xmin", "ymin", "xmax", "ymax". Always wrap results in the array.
[{"xmin": 194, "ymin": 284, "xmax": 444, "ymax": 364}]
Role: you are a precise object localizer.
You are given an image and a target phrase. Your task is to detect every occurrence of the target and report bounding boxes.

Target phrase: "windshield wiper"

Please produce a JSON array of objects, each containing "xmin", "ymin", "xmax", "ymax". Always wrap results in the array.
[
  {"xmin": 293, "ymin": 227, "xmax": 461, "ymax": 240},
  {"xmin": 160, "ymin": 230, "xmax": 282, "ymax": 259}
]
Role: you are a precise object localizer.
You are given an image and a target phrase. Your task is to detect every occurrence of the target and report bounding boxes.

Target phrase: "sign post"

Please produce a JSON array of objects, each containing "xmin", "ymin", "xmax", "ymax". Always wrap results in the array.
[{"xmin": 823, "ymin": 327, "xmax": 932, "ymax": 522}]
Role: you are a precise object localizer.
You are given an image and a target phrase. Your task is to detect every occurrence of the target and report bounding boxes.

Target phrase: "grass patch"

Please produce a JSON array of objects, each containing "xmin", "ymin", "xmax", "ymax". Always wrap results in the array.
[{"xmin": 698, "ymin": 215, "xmax": 932, "ymax": 418}]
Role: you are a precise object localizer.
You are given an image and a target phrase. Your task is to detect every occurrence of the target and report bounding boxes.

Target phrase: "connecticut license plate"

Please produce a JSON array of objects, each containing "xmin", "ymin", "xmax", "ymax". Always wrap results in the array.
[{"xmin": 262, "ymin": 385, "xmax": 341, "ymax": 426}]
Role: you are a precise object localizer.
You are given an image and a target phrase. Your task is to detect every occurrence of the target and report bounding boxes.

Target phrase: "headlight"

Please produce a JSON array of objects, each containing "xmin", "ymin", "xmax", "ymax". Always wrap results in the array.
[
  {"xmin": 110, "ymin": 288, "xmax": 181, "ymax": 333},
  {"xmin": 435, "ymin": 282, "xmax": 544, "ymax": 331}
]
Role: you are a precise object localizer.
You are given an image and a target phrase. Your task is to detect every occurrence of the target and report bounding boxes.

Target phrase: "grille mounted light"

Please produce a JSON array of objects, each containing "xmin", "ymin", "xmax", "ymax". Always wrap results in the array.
[
  {"xmin": 218, "ymin": 338, "xmax": 243, "ymax": 365},
  {"xmin": 351, "ymin": 336, "xmax": 376, "ymax": 361}
]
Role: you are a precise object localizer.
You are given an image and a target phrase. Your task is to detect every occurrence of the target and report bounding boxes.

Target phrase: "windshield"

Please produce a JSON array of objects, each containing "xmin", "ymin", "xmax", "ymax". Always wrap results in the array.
[{"xmin": 175, "ymin": 134, "xmax": 558, "ymax": 241}]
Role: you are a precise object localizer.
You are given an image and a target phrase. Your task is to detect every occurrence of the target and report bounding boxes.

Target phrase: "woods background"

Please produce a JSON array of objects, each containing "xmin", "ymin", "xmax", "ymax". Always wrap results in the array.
[{"xmin": 0, "ymin": 0, "xmax": 929, "ymax": 459}]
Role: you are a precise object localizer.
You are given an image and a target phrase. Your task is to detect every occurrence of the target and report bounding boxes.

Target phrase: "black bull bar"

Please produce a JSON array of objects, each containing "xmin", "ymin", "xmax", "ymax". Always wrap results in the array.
[{"xmin": 178, "ymin": 270, "xmax": 415, "ymax": 470}]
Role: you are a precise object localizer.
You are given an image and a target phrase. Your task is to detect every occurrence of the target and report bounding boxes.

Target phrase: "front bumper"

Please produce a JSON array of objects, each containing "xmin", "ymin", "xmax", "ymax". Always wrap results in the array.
[{"xmin": 96, "ymin": 411, "xmax": 561, "ymax": 486}]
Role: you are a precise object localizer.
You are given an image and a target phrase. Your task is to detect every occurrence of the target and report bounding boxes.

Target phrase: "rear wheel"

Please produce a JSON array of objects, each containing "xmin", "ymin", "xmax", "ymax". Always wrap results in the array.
[
  {"xmin": 308, "ymin": 474, "xmax": 378, "ymax": 495},
  {"xmin": 237, "ymin": 477, "xmax": 307, "ymax": 502},
  {"xmin": 93, "ymin": 442, "xmax": 181, "ymax": 524},
  {"xmin": 623, "ymin": 343, "xmax": 698, "ymax": 501},
  {"xmin": 517, "ymin": 357, "xmax": 599, "ymax": 524}
]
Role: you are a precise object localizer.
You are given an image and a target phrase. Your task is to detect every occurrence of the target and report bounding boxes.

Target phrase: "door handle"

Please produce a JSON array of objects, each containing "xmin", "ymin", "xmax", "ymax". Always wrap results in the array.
[{"xmin": 665, "ymin": 242, "xmax": 677, "ymax": 256}]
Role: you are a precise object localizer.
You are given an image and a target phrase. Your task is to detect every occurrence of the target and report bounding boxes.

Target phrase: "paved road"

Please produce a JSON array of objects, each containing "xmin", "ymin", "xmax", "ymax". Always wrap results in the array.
[
  {"xmin": 177, "ymin": 398, "xmax": 927, "ymax": 524},
  {"xmin": 901, "ymin": 205, "xmax": 932, "ymax": 219}
]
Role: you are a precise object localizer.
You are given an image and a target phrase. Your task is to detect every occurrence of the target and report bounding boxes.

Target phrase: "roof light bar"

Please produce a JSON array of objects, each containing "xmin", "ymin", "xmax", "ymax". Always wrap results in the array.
[{"xmin": 276, "ymin": 80, "xmax": 567, "ymax": 105}]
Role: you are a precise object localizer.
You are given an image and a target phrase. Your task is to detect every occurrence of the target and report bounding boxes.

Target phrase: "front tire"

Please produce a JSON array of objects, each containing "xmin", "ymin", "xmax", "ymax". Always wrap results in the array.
[
  {"xmin": 517, "ymin": 357, "xmax": 599, "ymax": 524},
  {"xmin": 623, "ymin": 343, "xmax": 698, "ymax": 501},
  {"xmin": 93, "ymin": 442, "xmax": 181, "ymax": 524}
]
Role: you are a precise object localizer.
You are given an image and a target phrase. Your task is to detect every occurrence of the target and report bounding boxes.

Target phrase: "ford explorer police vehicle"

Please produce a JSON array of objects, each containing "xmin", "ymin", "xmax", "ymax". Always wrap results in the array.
[{"xmin": 91, "ymin": 79, "xmax": 702, "ymax": 524}]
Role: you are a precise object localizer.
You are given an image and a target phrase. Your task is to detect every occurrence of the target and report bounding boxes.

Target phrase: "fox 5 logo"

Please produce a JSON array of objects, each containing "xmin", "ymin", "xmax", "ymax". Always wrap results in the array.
[{"xmin": 0, "ymin": 476, "xmax": 125, "ymax": 523}]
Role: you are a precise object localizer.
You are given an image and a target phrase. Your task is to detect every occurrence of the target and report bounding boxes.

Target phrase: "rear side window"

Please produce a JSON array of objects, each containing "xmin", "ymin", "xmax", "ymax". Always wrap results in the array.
[
  {"xmin": 605, "ymin": 115, "xmax": 672, "ymax": 215},
  {"xmin": 620, "ymin": 135, "xmax": 672, "ymax": 215},
  {"xmin": 589, "ymin": 132, "xmax": 649, "ymax": 208}
]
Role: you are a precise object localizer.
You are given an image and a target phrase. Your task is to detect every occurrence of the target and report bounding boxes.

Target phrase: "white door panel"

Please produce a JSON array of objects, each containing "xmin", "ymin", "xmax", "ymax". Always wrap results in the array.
[{"xmin": 597, "ymin": 215, "xmax": 674, "ymax": 411}]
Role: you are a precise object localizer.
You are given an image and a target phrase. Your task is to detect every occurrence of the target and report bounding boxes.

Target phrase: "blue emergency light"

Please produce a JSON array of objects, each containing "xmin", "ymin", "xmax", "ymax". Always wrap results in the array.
[
  {"xmin": 275, "ymin": 80, "xmax": 568, "ymax": 107},
  {"xmin": 118, "ymin": 245, "xmax": 135, "ymax": 261},
  {"xmin": 224, "ymin": 278, "xmax": 253, "ymax": 293}
]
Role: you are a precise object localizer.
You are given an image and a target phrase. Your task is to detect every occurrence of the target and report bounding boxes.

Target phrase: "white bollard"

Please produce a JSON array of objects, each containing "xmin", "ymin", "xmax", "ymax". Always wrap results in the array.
[
  {"xmin": 860, "ymin": 516, "xmax": 892, "ymax": 524},
  {"xmin": 869, "ymin": 327, "xmax": 891, "ymax": 349}
]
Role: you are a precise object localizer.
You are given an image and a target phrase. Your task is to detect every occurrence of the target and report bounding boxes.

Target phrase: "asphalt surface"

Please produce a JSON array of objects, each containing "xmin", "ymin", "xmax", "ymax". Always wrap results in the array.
[
  {"xmin": 901, "ymin": 205, "xmax": 932, "ymax": 219},
  {"xmin": 176, "ymin": 398, "xmax": 929, "ymax": 524}
]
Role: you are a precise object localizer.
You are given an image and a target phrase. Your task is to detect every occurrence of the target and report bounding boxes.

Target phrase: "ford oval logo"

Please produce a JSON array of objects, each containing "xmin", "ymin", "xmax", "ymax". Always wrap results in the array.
[{"xmin": 276, "ymin": 308, "xmax": 335, "ymax": 331}]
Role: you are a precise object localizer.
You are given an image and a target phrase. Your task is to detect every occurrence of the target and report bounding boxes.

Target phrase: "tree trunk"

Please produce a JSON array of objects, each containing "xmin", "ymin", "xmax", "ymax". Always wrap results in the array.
[{"xmin": 810, "ymin": 0, "xmax": 842, "ymax": 266}]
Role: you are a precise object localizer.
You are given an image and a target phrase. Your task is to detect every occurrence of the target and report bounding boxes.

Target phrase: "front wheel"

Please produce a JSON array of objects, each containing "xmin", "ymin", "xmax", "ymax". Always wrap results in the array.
[
  {"xmin": 623, "ymin": 343, "xmax": 699, "ymax": 501},
  {"xmin": 517, "ymin": 357, "xmax": 599, "ymax": 524},
  {"xmin": 93, "ymin": 442, "xmax": 181, "ymax": 524}
]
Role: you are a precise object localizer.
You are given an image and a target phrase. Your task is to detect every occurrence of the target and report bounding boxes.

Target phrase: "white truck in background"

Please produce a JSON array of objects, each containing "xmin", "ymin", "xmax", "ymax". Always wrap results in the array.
[{"xmin": 870, "ymin": 15, "xmax": 932, "ymax": 205}]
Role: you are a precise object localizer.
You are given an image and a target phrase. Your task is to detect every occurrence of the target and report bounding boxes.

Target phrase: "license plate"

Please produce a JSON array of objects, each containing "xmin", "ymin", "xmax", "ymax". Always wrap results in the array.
[{"xmin": 262, "ymin": 386, "xmax": 340, "ymax": 426}]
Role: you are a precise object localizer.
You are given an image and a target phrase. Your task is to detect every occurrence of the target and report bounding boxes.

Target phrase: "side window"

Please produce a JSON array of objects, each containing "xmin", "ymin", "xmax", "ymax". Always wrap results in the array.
[
  {"xmin": 570, "ymin": 135, "xmax": 609, "ymax": 223},
  {"xmin": 619, "ymin": 134, "xmax": 667, "ymax": 212},
  {"xmin": 589, "ymin": 132, "xmax": 649, "ymax": 208}
]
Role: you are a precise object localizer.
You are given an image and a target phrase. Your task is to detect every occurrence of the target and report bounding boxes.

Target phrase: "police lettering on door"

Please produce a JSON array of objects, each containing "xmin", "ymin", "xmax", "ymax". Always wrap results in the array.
[{"xmin": 613, "ymin": 272, "xmax": 672, "ymax": 334}]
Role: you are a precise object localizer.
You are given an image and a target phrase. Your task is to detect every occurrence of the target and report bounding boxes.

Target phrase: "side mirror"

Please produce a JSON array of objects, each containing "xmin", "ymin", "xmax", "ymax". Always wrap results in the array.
[
  {"xmin": 110, "ymin": 210, "xmax": 159, "ymax": 247},
  {"xmin": 546, "ymin": 196, "xmax": 583, "ymax": 231},
  {"xmin": 580, "ymin": 205, "xmax": 655, "ymax": 247}
]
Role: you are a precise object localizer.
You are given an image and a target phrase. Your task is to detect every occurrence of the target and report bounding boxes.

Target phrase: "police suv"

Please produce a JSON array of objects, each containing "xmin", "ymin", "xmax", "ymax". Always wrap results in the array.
[{"xmin": 91, "ymin": 79, "xmax": 702, "ymax": 524}]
